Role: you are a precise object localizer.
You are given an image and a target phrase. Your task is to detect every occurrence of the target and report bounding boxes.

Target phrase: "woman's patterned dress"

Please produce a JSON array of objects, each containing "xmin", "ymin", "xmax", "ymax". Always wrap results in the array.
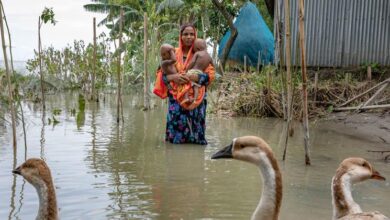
[{"xmin": 163, "ymin": 74, "xmax": 209, "ymax": 145}]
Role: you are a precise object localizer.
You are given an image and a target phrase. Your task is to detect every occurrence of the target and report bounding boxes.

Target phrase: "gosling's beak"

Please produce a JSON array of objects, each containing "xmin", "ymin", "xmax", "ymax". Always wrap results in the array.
[
  {"xmin": 371, "ymin": 170, "xmax": 386, "ymax": 181},
  {"xmin": 212, "ymin": 143, "xmax": 233, "ymax": 159},
  {"xmin": 12, "ymin": 166, "xmax": 21, "ymax": 175}
]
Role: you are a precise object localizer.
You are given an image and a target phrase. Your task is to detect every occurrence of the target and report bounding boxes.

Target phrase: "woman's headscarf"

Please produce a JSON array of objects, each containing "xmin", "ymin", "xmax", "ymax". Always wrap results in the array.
[
  {"xmin": 175, "ymin": 23, "xmax": 197, "ymax": 72},
  {"xmin": 153, "ymin": 23, "xmax": 214, "ymax": 101},
  {"xmin": 153, "ymin": 23, "xmax": 197, "ymax": 99}
]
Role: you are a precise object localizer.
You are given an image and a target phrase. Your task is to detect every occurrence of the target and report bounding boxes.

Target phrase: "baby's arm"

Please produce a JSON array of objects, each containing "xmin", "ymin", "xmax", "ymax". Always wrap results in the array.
[
  {"xmin": 161, "ymin": 59, "xmax": 177, "ymax": 75},
  {"xmin": 162, "ymin": 59, "xmax": 176, "ymax": 66}
]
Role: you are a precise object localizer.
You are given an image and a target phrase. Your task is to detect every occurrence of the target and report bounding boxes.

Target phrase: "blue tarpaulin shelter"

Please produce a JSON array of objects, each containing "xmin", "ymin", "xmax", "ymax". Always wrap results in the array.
[{"xmin": 218, "ymin": 2, "xmax": 274, "ymax": 66}]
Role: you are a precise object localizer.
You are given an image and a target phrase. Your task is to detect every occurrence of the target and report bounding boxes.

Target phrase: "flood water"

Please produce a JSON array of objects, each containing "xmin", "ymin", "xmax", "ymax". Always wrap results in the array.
[{"xmin": 1, "ymin": 92, "xmax": 389, "ymax": 219}]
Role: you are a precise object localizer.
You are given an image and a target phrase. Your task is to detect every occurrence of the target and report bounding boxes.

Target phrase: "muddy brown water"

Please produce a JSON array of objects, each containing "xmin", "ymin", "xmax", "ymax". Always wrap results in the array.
[{"xmin": 1, "ymin": 92, "xmax": 389, "ymax": 219}]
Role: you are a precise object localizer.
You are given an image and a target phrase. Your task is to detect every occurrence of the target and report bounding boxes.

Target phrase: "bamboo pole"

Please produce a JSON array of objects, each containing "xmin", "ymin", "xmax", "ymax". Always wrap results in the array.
[
  {"xmin": 267, "ymin": 70, "xmax": 271, "ymax": 103},
  {"xmin": 275, "ymin": 0, "xmax": 287, "ymax": 120},
  {"xmin": 0, "ymin": 2, "xmax": 26, "ymax": 151},
  {"xmin": 334, "ymin": 104, "xmax": 390, "ymax": 111},
  {"xmin": 143, "ymin": 12, "xmax": 150, "ymax": 110},
  {"xmin": 298, "ymin": 0, "xmax": 311, "ymax": 165},
  {"xmin": 116, "ymin": 9, "xmax": 123, "ymax": 123},
  {"xmin": 120, "ymin": 11, "xmax": 124, "ymax": 123},
  {"xmin": 367, "ymin": 150, "xmax": 390, "ymax": 153},
  {"xmin": 18, "ymin": 101, "xmax": 28, "ymax": 152},
  {"xmin": 0, "ymin": 3, "xmax": 17, "ymax": 149},
  {"xmin": 91, "ymin": 17, "xmax": 97, "ymax": 102},
  {"xmin": 38, "ymin": 17, "xmax": 45, "ymax": 111},
  {"xmin": 0, "ymin": 2, "xmax": 14, "ymax": 74},
  {"xmin": 338, "ymin": 77, "xmax": 390, "ymax": 107},
  {"xmin": 0, "ymin": 1, "xmax": 25, "ymax": 151},
  {"xmin": 282, "ymin": 0, "xmax": 292, "ymax": 161},
  {"xmin": 358, "ymin": 82, "xmax": 389, "ymax": 110},
  {"xmin": 367, "ymin": 66, "xmax": 372, "ymax": 81},
  {"xmin": 314, "ymin": 71, "xmax": 318, "ymax": 103},
  {"xmin": 244, "ymin": 55, "xmax": 247, "ymax": 73},
  {"xmin": 257, "ymin": 51, "xmax": 261, "ymax": 73}
]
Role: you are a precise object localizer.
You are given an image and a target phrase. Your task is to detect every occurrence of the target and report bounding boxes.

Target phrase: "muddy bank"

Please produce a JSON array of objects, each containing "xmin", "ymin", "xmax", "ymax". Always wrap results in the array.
[
  {"xmin": 208, "ymin": 69, "xmax": 390, "ymax": 148},
  {"xmin": 318, "ymin": 111, "xmax": 390, "ymax": 147},
  {"xmin": 209, "ymin": 69, "xmax": 390, "ymax": 119}
]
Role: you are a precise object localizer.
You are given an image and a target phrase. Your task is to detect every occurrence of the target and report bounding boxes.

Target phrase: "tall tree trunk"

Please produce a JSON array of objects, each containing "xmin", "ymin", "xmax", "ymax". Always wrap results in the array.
[
  {"xmin": 0, "ymin": 3, "xmax": 17, "ymax": 149},
  {"xmin": 143, "ymin": 12, "xmax": 150, "ymax": 110},
  {"xmin": 298, "ymin": 0, "xmax": 311, "ymax": 165},
  {"xmin": 282, "ymin": 0, "xmax": 292, "ymax": 161},
  {"xmin": 91, "ymin": 17, "xmax": 97, "ymax": 102},
  {"xmin": 38, "ymin": 18, "xmax": 46, "ymax": 111},
  {"xmin": 211, "ymin": 0, "xmax": 237, "ymax": 72}
]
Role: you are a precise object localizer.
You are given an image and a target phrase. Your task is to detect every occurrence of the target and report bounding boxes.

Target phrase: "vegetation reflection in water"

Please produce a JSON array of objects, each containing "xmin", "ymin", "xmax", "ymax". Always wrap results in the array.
[{"xmin": 0, "ymin": 93, "xmax": 389, "ymax": 219}]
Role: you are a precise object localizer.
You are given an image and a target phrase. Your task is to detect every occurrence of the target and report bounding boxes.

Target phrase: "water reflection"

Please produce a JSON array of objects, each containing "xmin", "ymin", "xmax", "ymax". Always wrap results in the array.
[
  {"xmin": 40, "ymin": 111, "xmax": 45, "ymax": 160},
  {"xmin": 0, "ymin": 92, "xmax": 389, "ymax": 219},
  {"xmin": 76, "ymin": 94, "xmax": 86, "ymax": 129},
  {"xmin": 8, "ymin": 151, "xmax": 17, "ymax": 220}
]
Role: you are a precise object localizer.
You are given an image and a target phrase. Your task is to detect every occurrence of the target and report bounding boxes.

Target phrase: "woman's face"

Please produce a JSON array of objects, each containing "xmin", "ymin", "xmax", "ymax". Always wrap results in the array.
[{"xmin": 181, "ymin": 27, "xmax": 195, "ymax": 48}]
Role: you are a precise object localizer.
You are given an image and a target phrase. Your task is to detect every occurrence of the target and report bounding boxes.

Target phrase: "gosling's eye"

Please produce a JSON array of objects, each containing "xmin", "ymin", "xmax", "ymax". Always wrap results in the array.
[{"xmin": 362, "ymin": 162, "xmax": 368, "ymax": 167}]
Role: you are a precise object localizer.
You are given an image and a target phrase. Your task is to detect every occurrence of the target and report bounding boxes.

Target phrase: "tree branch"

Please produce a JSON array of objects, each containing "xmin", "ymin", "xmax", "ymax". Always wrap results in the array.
[{"xmin": 211, "ymin": 0, "xmax": 238, "ymax": 72}]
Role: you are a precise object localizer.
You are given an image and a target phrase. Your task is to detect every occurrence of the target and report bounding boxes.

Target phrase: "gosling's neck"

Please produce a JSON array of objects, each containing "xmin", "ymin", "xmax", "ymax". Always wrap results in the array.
[
  {"xmin": 251, "ymin": 152, "xmax": 282, "ymax": 220},
  {"xmin": 332, "ymin": 174, "xmax": 362, "ymax": 220},
  {"xmin": 32, "ymin": 176, "xmax": 58, "ymax": 220}
]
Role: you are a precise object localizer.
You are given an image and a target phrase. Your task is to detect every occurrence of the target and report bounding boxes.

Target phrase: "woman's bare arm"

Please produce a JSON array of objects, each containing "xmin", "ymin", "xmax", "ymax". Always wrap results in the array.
[{"xmin": 166, "ymin": 74, "xmax": 189, "ymax": 85}]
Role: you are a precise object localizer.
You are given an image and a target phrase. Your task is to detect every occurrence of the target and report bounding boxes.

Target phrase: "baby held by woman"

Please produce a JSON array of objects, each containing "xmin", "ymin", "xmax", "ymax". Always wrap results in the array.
[{"xmin": 160, "ymin": 39, "xmax": 212, "ymax": 110}]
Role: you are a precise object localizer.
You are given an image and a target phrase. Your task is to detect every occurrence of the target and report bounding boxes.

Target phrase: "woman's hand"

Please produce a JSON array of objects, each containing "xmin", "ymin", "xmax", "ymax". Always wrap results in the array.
[{"xmin": 166, "ymin": 73, "xmax": 189, "ymax": 85}]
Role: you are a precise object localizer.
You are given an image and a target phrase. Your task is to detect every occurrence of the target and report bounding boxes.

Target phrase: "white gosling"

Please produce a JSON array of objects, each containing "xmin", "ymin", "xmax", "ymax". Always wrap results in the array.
[
  {"xmin": 212, "ymin": 136, "xmax": 282, "ymax": 220},
  {"xmin": 332, "ymin": 157, "xmax": 388, "ymax": 220},
  {"xmin": 13, "ymin": 158, "xmax": 58, "ymax": 220}
]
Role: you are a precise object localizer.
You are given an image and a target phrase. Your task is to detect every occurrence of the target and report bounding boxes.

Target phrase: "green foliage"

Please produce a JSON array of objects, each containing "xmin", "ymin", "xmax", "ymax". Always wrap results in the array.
[
  {"xmin": 157, "ymin": 0, "xmax": 184, "ymax": 14},
  {"xmin": 26, "ymin": 39, "xmax": 115, "ymax": 91},
  {"xmin": 40, "ymin": 7, "xmax": 57, "ymax": 25},
  {"xmin": 361, "ymin": 62, "xmax": 383, "ymax": 75},
  {"xmin": 253, "ymin": 65, "xmax": 279, "ymax": 90},
  {"xmin": 52, "ymin": 108, "xmax": 62, "ymax": 115},
  {"xmin": 251, "ymin": 65, "xmax": 302, "ymax": 93},
  {"xmin": 327, "ymin": 105, "xmax": 334, "ymax": 113}
]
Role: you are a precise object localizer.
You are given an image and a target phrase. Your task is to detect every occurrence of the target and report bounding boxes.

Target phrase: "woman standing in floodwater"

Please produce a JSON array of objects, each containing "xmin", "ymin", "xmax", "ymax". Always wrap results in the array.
[{"xmin": 153, "ymin": 23, "xmax": 215, "ymax": 145}]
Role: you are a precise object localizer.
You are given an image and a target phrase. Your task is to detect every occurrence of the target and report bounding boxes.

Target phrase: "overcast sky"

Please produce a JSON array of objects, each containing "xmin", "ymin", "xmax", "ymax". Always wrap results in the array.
[{"xmin": 2, "ymin": 0, "xmax": 107, "ymax": 61}]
